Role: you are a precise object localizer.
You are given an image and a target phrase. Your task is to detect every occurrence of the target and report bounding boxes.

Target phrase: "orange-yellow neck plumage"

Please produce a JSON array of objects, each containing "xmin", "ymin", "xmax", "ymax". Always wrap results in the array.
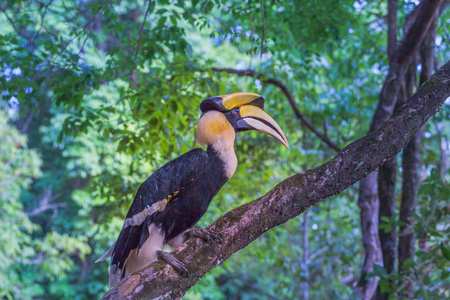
[{"xmin": 196, "ymin": 111, "xmax": 237, "ymax": 178}]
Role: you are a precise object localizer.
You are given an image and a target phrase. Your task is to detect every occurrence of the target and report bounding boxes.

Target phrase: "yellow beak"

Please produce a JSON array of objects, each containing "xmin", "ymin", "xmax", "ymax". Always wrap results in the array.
[{"xmin": 238, "ymin": 105, "xmax": 289, "ymax": 149}]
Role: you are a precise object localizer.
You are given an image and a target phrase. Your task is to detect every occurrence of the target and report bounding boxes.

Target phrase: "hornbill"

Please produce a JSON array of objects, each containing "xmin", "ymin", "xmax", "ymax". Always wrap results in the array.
[{"xmin": 96, "ymin": 92, "xmax": 288, "ymax": 287}]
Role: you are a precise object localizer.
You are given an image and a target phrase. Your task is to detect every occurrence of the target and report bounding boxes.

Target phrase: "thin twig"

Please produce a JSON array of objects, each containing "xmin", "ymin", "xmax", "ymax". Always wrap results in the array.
[
  {"xmin": 30, "ymin": 0, "xmax": 54, "ymax": 48},
  {"xmin": 35, "ymin": 1, "xmax": 111, "ymax": 79},
  {"xmin": 129, "ymin": 0, "xmax": 152, "ymax": 88},
  {"xmin": 260, "ymin": 0, "xmax": 265, "ymax": 58},
  {"xmin": 135, "ymin": 0, "xmax": 152, "ymax": 58},
  {"xmin": 306, "ymin": 246, "xmax": 328, "ymax": 264},
  {"xmin": 60, "ymin": 23, "xmax": 95, "ymax": 71},
  {"xmin": 58, "ymin": 0, "xmax": 111, "ymax": 61},
  {"xmin": 4, "ymin": 203, "xmax": 66, "ymax": 223},
  {"xmin": 1, "ymin": 7, "xmax": 19, "ymax": 33},
  {"xmin": 20, "ymin": 100, "xmax": 40, "ymax": 133}
]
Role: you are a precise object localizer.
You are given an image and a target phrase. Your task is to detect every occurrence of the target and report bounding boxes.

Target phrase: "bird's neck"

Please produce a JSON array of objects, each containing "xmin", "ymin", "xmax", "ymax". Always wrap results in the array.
[{"xmin": 207, "ymin": 140, "xmax": 237, "ymax": 179}]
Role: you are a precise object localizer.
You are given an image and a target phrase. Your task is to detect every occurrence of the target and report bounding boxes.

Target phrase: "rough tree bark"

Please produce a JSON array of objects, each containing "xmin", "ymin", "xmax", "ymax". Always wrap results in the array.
[
  {"xmin": 386, "ymin": 0, "xmax": 398, "ymax": 66},
  {"xmin": 398, "ymin": 8, "xmax": 439, "ymax": 297},
  {"xmin": 377, "ymin": 155, "xmax": 397, "ymax": 273},
  {"xmin": 301, "ymin": 211, "xmax": 309, "ymax": 299},
  {"xmin": 356, "ymin": 1, "xmax": 442, "ymax": 298},
  {"xmin": 101, "ymin": 60, "xmax": 450, "ymax": 300},
  {"xmin": 377, "ymin": 3, "xmax": 399, "ymax": 299},
  {"xmin": 377, "ymin": 0, "xmax": 434, "ymax": 296}
]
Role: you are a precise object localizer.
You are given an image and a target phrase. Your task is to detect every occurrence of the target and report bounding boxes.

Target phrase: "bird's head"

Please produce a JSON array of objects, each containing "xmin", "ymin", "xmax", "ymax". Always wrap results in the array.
[{"xmin": 196, "ymin": 92, "xmax": 289, "ymax": 149}]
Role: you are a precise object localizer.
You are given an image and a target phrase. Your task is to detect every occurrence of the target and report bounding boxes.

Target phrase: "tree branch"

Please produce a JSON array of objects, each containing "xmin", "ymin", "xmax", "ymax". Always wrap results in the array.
[
  {"xmin": 260, "ymin": 0, "xmax": 265, "ymax": 58},
  {"xmin": 5, "ymin": 203, "xmax": 66, "ymax": 223},
  {"xmin": 129, "ymin": 0, "xmax": 152, "ymax": 88},
  {"xmin": 0, "ymin": 6, "xmax": 19, "ymax": 33},
  {"xmin": 101, "ymin": 60, "xmax": 450, "ymax": 300},
  {"xmin": 370, "ymin": 0, "xmax": 442, "ymax": 133},
  {"xmin": 58, "ymin": 0, "xmax": 111, "ymax": 58},
  {"xmin": 30, "ymin": 0, "xmax": 54, "ymax": 48},
  {"xmin": 396, "ymin": 0, "xmax": 442, "ymax": 67},
  {"xmin": 211, "ymin": 68, "xmax": 342, "ymax": 152},
  {"xmin": 387, "ymin": 0, "xmax": 398, "ymax": 64},
  {"xmin": 135, "ymin": 0, "xmax": 152, "ymax": 59}
]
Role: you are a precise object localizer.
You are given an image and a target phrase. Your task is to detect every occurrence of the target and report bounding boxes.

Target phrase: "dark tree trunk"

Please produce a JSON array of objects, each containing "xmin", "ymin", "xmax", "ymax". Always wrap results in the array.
[
  {"xmin": 301, "ymin": 212, "xmax": 309, "ymax": 300},
  {"xmin": 356, "ymin": 1, "xmax": 442, "ymax": 298},
  {"xmin": 387, "ymin": 0, "xmax": 398, "ymax": 66},
  {"xmin": 398, "ymin": 10, "xmax": 438, "ymax": 297},
  {"xmin": 378, "ymin": 157, "xmax": 397, "ymax": 272},
  {"xmin": 376, "ymin": 2, "xmax": 399, "ymax": 299},
  {"xmin": 377, "ymin": 17, "xmax": 421, "ymax": 298},
  {"xmin": 357, "ymin": 172, "xmax": 383, "ymax": 298}
]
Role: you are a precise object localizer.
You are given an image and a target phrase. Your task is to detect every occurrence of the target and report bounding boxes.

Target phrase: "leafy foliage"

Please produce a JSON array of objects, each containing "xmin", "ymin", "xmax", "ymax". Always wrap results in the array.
[{"xmin": 0, "ymin": 0, "xmax": 449, "ymax": 299}]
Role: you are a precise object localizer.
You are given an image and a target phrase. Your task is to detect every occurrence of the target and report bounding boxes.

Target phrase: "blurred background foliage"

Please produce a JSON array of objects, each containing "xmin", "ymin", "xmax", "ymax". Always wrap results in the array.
[{"xmin": 0, "ymin": 0, "xmax": 449, "ymax": 299}]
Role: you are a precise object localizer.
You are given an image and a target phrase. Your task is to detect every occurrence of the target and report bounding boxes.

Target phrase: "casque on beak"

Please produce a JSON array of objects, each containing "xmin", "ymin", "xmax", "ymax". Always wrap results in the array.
[{"xmin": 200, "ymin": 92, "xmax": 289, "ymax": 149}]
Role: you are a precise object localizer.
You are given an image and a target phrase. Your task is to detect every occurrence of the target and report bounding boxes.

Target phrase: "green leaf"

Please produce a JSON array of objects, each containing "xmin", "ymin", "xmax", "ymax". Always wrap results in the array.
[
  {"xmin": 170, "ymin": 15, "xmax": 178, "ymax": 26},
  {"xmin": 429, "ymin": 228, "xmax": 443, "ymax": 238},
  {"xmin": 379, "ymin": 223, "xmax": 392, "ymax": 233},
  {"xmin": 372, "ymin": 264, "xmax": 387, "ymax": 278},
  {"xmin": 440, "ymin": 244, "xmax": 450, "ymax": 261},
  {"xmin": 379, "ymin": 279, "xmax": 391, "ymax": 293}
]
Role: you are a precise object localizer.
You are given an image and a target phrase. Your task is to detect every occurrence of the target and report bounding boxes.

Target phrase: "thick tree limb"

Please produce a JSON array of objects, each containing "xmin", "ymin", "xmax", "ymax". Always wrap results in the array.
[
  {"xmin": 211, "ymin": 68, "xmax": 342, "ymax": 152},
  {"xmin": 101, "ymin": 61, "xmax": 450, "ymax": 300}
]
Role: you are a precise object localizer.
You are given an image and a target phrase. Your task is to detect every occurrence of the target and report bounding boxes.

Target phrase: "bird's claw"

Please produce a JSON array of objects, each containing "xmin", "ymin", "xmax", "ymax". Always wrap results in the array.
[
  {"xmin": 156, "ymin": 250, "xmax": 189, "ymax": 276},
  {"xmin": 188, "ymin": 228, "xmax": 223, "ymax": 244}
]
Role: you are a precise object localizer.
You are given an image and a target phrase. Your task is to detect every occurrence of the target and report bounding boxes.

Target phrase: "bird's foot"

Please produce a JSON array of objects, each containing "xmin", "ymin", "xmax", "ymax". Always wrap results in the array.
[
  {"xmin": 156, "ymin": 250, "xmax": 189, "ymax": 276},
  {"xmin": 187, "ymin": 228, "xmax": 223, "ymax": 244}
]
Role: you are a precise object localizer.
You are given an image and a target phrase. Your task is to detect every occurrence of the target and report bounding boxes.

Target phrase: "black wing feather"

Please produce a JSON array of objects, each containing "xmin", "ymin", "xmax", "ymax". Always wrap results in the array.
[{"xmin": 110, "ymin": 148, "xmax": 208, "ymax": 269}]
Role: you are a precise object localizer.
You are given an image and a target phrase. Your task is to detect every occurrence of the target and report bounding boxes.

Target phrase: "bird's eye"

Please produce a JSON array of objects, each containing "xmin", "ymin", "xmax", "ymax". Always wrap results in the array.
[{"xmin": 234, "ymin": 109, "xmax": 239, "ymax": 117}]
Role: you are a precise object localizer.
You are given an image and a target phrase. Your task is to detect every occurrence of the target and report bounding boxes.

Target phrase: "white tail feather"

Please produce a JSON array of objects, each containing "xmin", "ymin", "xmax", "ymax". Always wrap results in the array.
[
  {"xmin": 95, "ymin": 243, "xmax": 115, "ymax": 263},
  {"xmin": 108, "ymin": 224, "xmax": 165, "ymax": 288}
]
